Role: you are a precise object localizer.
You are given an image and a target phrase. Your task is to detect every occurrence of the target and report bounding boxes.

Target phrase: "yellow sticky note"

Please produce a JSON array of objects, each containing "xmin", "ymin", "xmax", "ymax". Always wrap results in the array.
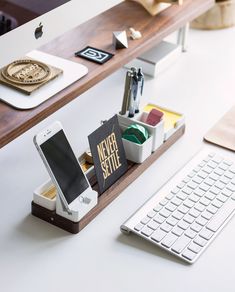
[{"xmin": 144, "ymin": 104, "xmax": 182, "ymax": 131}]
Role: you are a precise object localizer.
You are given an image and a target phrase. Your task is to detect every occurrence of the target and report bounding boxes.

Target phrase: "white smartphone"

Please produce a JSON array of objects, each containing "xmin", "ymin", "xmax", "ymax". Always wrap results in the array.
[{"xmin": 34, "ymin": 121, "xmax": 91, "ymax": 212}]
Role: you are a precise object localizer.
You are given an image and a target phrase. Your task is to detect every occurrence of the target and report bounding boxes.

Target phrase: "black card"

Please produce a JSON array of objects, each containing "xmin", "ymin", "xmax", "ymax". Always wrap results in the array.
[
  {"xmin": 88, "ymin": 115, "xmax": 128, "ymax": 194},
  {"xmin": 75, "ymin": 46, "xmax": 114, "ymax": 64}
]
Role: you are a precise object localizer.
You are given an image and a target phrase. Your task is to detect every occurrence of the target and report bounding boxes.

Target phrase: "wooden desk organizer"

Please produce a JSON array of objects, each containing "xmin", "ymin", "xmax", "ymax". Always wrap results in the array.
[{"xmin": 31, "ymin": 124, "xmax": 185, "ymax": 234}]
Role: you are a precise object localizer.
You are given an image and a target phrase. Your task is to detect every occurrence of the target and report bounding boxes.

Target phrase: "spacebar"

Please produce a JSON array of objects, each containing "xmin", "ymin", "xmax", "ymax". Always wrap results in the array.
[{"xmin": 207, "ymin": 200, "xmax": 235, "ymax": 232}]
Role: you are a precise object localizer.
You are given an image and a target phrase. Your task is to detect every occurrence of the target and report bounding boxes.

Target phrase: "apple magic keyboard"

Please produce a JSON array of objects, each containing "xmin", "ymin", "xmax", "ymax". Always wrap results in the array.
[{"xmin": 121, "ymin": 149, "xmax": 235, "ymax": 263}]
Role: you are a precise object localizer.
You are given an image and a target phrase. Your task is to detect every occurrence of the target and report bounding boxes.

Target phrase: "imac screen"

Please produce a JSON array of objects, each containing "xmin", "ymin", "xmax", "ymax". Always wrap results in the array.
[{"xmin": 0, "ymin": 0, "xmax": 70, "ymax": 35}]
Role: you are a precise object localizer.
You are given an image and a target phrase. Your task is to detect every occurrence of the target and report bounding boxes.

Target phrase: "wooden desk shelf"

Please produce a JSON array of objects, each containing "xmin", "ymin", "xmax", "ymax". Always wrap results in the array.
[
  {"xmin": 32, "ymin": 124, "xmax": 185, "ymax": 234},
  {"xmin": 0, "ymin": 0, "xmax": 214, "ymax": 149}
]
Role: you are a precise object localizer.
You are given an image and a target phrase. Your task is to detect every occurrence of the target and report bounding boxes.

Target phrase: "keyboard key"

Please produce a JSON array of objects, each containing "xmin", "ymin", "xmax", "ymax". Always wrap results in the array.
[
  {"xmin": 161, "ymin": 233, "xmax": 178, "ymax": 248},
  {"xmin": 224, "ymin": 171, "xmax": 234, "ymax": 179},
  {"xmin": 212, "ymin": 199, "xmax": 223, "ymax": 209},
  {"xmin": 176, "ymin": 191, "xmax": 187, "ymax": 201},
  {"xmin": 189, "ymin": 194, "xmax": 200, "ymax": 203},
  {"xmin": 190, "ymin": 222, "xmax": 203, "ymax": 232},
  {"xmin": 193, "ymin": 188, "xmax": 205, "ymax": 198},
  {"xmin": 199, "ymin": 161, "xmax": 206, "ymax": 168},
  {"xmin": 182, "ymin": 249, "xmax": 197, "ymax": 261},
  {"xmin": 199, "ymin": 197, "xmax": 210, "ymax": 206},
  {"xmin": 151, "ymin": 229, "xmax": 167, "ymax": 242},
  {"xmin": 214, "ymin": 168, "xmax": 224, "ymax": 176},
  {"xmin": 201, "ymin": 210, "xmax": 213, "ymax": 220},
  {"xmin": 160, "ymin": 222, "xmax": 173, "ymax": 233},
  {"xmin": 205, "ymin": 192, "xmax": 216, "ymax": 201},
  {"xmin": 153, "ymin": 204, "xmax": 162, "ymax": 212},
  {"xmin": 206, "ymin": 200, "xmax": 235, "ymax": 232},
  {"xmin": 207, "ymin": 161, "xmax": 218, "ymax": 169},
  {"xmin": 188, "ymin": 242, "xmax": 202, "ymax": 254},
  {"xmin": 206, "ymin": 205, "xmax": 218, "ymax": 215},
  {"xmin": 172, "ymin": 226, "xmax": 184, "ymax": 237},
  {"xmin": 217, "ymin": 194, "xmax": 228, "ymax": 203},
  {"xmin": 172, "ymin": 211, "xmax": 184, "ymax": 220},
  {"xmin": 219, "ymin": 163, "xmax": 229, "ymax": 171},
  {"xmin": 147, "ymin": 220, "xmax": 159, "ymax": 230},
  {"xmin": 199, "ymin": 183, "xmax": 210, "ymax": 192},
  {"xmin": 188, "ymin": 171, "xmax": 196, "ymax": 178},
  {"xmin": 193, "ymin": 176, "xmax": 203, "ymax": 184},
  {"xmin": 183, "ymin": 214, "xmax": 195, "ymax": 224},
  {"xmin": 134, "ymin": 223, "xmax": 144, "ymax": 231},
  {"xmin": 165, "ymin": 202, "xmax": 177, "ymax": 212},
  {"xmin": 221, "ymin": 188, "xmax": 232, "ymax": 197},
  {"xmin": 229, "ymin": 166, "xmax": 235, "ymax": 174},
  {"xmin": 214, "ymin": 181, "xmax": 225, "ymax": 190},
  {"xmin": 147, "ymin": 210, "xmax": 157, "ymax": 218},
  {"xmin": 193, "ymin": 166, "xmax": 201, "ymax": 173},
  {"xmin": 189, "ymin": 208, "xmax": 201, "ymax": 218},
  {"xmin": 159, "ymin": 208, "xmax": 171, "ymax": 218},
  {"xmin": 194, "ymin": 236, "xmax": 208, "ymax": 247},
  {"xmin": 185, "ymin": 228, "xmax": 197, "ymax": 239},
  {"xmin": 141, "ymin": 226, "xmax": 154, "ymax": 237},
  {"xmin": 171, "ymin": 235, "xmax": 191, "ymax": 254},
  {"xmin": 231, "ymin": 177, "xmax": 235, "ymax": 185},
  {"xmin": 226, "ymin": 184, "xmax": 235, "ymax": 192},
  {"xmin": 195, "ymin": 216, "xmax": 208, "ymax": 226},
  {"xmin": 183, "ymin": 176, "xmax": 191, "ymax": 183},
  {"xmin": 165, "ymin": 193, "xmax": 174, "ymax": 200},
  {"xmin": 159, "ymin": 198, "xmax": 168, "ymax": 206},
  {"xmin": 166, "ymin": 216, "xmax": 178, "ymax": 226},
  {"xmin": 178, "ymin": 220, "xmax": 190, "ymax": 230},
  {"xmin": 212, "ymin": 155, "xmax": 222, "ymax": 164},
  {"xmin": 177, "ymin": 182, "xmax": 186, "ymax": 189},
  {"xmin": 198, "ymin": 171, "xmax": 208, "ymax": 179},
  {"xmin": 209, "ymin": 173, "xmax": 220, "ymax": 181},
  {"xmin": 199, "ymin": 228, "xmax": 214, "ymax": 240},
  {"xmin": 182, "ymin": 187, "xmax": 193, "ymax": 195},
  {"xmin": 204, "ymin": 177, "xmax": 215, "ymax": 186},
  {"xmin": 220, "ymin": 175, "xmax": 230, "ymax": 185},
  {"xmin": 178, "ymin": 205, "xmax": 189, "ymax": 214},
  {"xmin": 224, "ymin": 160, "xmax": 233, "ymax": 166},
  {"xmin": 203, "ymin": 166, "xmax": 213, "ymax": 174},
  {"xmin": 153, "ymin": 214, "xmax": 166, "ymax": 224},
  {"xmin": 210, "ymin": 186, "xmax": 220, "ymax": 195},
  {"xmin": 183, "ymin": 199, "xmax": 194, "ymax": 208},
  {"xmin": 194, "ymin": 202, "xmax": 206, "ymax": 212},
  {"xmin": 188, "ymin": 181, "xmax": 198, "ymax": 190},
  {"xmin": 171, "ymin": 197, "xmax": 182, "ymax": 206},
  {"xmin": 171, "ymin": 187, "xmax": 180, "ymax": 194},
  {"xmin": 141, "ymin": 216, "xmax": 151, "ymax": 225}
]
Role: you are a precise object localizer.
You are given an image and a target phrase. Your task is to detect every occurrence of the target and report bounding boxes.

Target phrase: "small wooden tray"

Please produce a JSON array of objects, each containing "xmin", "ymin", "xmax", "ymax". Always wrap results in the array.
[{"xmin": 31, "ymin": 124, "xmax": 185, "ymax": 233}]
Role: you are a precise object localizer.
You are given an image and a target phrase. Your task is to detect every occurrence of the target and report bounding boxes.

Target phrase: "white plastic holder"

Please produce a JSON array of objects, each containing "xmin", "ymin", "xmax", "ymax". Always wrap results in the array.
[
  {"xmin": 55, "ymin": 188, "xmax": 98, "ymax": 222},
  {"xmin": 33, "ymin": 179, "xmax": 56, "ymax": 211},
  {"xmin": 33, "ymin": 179, "xmax": 98, "ymax": 223},
  {"xmin": 118, "ymin": 112, "xmax": 164, "ymax": 152}
]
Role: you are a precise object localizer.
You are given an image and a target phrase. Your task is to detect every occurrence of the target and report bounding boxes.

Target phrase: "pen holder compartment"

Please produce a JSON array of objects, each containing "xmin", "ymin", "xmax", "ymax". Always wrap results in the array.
[
  {"xmin": 118, "ymin": 112, "xmax": 164, "ymax": 152},
  {"xmin": 143, "ymin": 104, "xmax": 185, "ymax": 141},
  {"xmin": 119, "ymin": 122, "xmax": 153, "ymax": 164}
]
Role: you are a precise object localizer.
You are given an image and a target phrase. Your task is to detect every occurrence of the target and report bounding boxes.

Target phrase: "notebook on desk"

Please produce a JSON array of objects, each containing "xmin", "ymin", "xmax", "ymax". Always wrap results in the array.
[{"xmin": 204, "ymin": 105, "xmax": 235, "ymax": 151}]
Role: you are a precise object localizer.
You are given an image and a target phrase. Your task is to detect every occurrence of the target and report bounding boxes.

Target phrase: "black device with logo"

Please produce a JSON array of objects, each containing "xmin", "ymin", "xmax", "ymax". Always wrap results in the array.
[{"xmin": 75, "ymin": 46, "xmax": 114, "ymax": 64}]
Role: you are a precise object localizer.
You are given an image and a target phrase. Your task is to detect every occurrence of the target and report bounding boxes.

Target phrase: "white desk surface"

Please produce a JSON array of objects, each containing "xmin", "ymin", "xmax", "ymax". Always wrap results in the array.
[{"xmin": 1, "ymin": 27, "xmax": 235, "ymax": 292}]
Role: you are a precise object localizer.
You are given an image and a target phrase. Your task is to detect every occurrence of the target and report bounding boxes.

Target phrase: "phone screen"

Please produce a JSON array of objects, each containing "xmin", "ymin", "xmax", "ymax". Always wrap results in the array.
[{"xmin": 40, "ymin": 130, "xmax": 89, "ymax": 204}]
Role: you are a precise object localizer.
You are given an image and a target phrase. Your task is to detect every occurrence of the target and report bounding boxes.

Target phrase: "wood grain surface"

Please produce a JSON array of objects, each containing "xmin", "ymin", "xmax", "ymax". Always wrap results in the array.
[{"xmin": 0, "ymin": 0, "xmax": 214, "ymax": 149}]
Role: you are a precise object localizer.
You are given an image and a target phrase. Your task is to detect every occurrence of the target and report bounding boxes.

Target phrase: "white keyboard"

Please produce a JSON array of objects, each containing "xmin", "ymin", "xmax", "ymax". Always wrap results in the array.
[{"xmin": 121, "ymin": 149, "xmax": 235, "ymax": 263}]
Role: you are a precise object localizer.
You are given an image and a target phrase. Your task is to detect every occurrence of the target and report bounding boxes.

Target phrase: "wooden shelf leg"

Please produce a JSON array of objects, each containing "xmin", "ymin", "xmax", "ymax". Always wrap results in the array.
[{"xmin": 177, "ymin": 22, "xmax": 189, "ymax": 52}]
